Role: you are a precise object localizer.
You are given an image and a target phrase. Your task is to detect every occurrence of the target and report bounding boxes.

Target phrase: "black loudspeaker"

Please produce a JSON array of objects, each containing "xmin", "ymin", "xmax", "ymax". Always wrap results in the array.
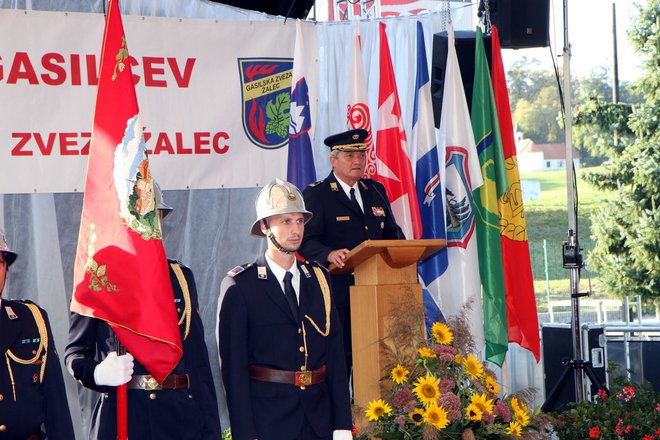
[
  {"xmin": 430, "ymin": 31, "xmax": 492, "ymax": 129},
  {"xmin": 541, "ymin": 324, "xmax": 607, "ymax": 412},
  {"xmin": 489, "ymin": 0, "xmax": 550, "ymax": 49},
  {"xmin": 208, "ymin": 0, "xmax": 315, "ymax": 19}
]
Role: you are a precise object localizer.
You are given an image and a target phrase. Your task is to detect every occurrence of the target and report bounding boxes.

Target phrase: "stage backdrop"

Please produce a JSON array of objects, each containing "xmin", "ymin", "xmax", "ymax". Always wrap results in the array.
[{"xmin": 0, "ymin": 9, "xmax": 318, "ymax": 193}]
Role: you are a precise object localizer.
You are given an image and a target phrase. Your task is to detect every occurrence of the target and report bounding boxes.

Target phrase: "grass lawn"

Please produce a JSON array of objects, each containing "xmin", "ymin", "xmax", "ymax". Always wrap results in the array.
[{"xmin": 521, "ymin": 167, "xmax": 610, "ymax": 292}]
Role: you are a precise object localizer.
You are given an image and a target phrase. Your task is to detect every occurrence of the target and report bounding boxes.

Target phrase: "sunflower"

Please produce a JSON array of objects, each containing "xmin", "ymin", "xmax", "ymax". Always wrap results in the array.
[
  {"xmin": 506, "ymin": 421, "xmax": 523, "ymax": 437},
  {"xmin": 408, "ymin": 408, "xmax": 425, "ymax": 425},
  {"xmin": 510, "ymin": 397, "xmax": 524, "ymax": 413},
  {"xmin": 485, "ymin": 376, "xmax": 500, "ymax": 395},
  {"xmin": 423, "ymin": 403, "xmax": 450, "ymax": 430},
  {"xmin": 365, "ymin": 399, "xmax": 392, "ymax": 421},
  {"xmin": 454, "ymin": 354, "xmax": 463, "ymax": 364},
  {"xmin": 390, "ymin": 364, "xmax": 409, "ymax": 384},
  {"xmin": 418, "ymin": 347, "xmax": 437, "ymax": 359},
  {"xmin": 470, "ymin": 393, "xmax": 495, "ymax": 414},
  {"xmin": 465, "ymin": 403, "xmax": 483, "ymax": 421},
  {"xmin": 463, "ymin": 354, "xmax": 484, "ymax": 379},
  {"xmin": 412, "ymin": 373, "xmax": 441, "ymax": 406},
  {"xmin": 514, "ymin": 409, "xmax": 530, "ymax": 427},
  {"xmin": 430, "ymin": 322, "xmax": 453, "ymax": 345}
]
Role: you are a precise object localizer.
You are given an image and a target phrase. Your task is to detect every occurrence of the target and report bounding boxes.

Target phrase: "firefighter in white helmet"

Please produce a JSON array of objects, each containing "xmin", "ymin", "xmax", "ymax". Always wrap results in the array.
[{"xmin": 218, "ymin": 178, "xmax": 352, "ymax": 440}]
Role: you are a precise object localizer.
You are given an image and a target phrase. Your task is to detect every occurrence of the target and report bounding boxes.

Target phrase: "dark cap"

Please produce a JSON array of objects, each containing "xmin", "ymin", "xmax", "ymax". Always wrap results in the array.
[{"xmin": 324, "ymin": 129, "xmax": 368, "ymax": 152}]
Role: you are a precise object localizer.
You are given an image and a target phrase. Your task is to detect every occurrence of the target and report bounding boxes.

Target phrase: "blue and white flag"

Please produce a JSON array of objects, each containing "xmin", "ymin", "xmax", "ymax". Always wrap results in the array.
[
  {"xmin": 287, "ymin": 20, "xmax": 316, "ymax": 189},
  {"xmin": 411, "ymin": 22, "xmax": 446, "ymax": 328}
]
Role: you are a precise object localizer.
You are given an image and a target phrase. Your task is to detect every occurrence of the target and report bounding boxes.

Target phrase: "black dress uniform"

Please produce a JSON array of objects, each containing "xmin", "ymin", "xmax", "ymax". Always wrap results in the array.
[
  {"xmin": 65, "ymin": 260, "xmax": 222, "ymax": 440},
  {"xmin": 218, "ymin": 256, "xmax": 352, "ymax": 440},
  {"xmin": 299, "ymin": 172, "xmax": 403, "ymax": 371},
  {"xmin": 0, "ymin": 299, "xmax": 75, "ymax": 440}
]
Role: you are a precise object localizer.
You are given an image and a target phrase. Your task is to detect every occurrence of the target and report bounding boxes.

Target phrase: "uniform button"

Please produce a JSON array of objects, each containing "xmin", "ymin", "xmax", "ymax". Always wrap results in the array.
[
  {"xmin": 149, "ymin": 393, "xmax": 156, "ymax": 400},
  {"xmin": 177, "ymin": 308, "xmax": 182, "ymax": 313},
  {"xmin": 298, "ymin": 328, "xmax": 302, "ymax": 334},
  {"xmin": 299, "ymin": 346, "xmax": 304, "ymax": 352},
  {"xmin": 300, "ymin": 386, "xmax": 306, "ymax": 390},
  {"xmin": 364, "ymin": 226, "xmax": 369, "ymax": 230},
  {"xmin": 0, "ymin": 394, "xmax": 3, "ymax": 401},
  {"xmin": 0, "ymin": 425, "xmax": 6, "ymax": 432},
  {"xmin": 32, "ymin": 349, "xmax": 37, "ymax": 354},
  {"xmin": 301, "ymin": 366, "xmax": 306, "ymax": 371},
  {"xmin": 188, "ymin": 394, "xmax": 193, "ymax": 399}
]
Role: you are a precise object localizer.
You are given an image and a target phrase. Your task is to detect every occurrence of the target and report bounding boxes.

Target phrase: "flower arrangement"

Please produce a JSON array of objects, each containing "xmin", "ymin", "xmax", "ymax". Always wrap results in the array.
[
  {"xmin": 355, "ymin": 298, "xmax": 539, "ymax": 439},
  {"xmin": 551, "ymin": 363, "xmax": 660, "ymax": 440}
]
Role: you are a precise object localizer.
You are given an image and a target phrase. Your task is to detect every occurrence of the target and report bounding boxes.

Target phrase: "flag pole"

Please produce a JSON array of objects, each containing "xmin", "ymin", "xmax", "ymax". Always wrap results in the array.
[{"xmin": 115, "ymin": 335, "xmax": 128, "ymax": 439}]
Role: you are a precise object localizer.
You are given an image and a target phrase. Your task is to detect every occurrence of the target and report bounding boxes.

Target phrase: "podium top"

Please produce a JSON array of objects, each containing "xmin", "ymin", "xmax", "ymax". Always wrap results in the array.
[{"xmin": 328, "ymin": 239, "xmax": 446, "ymax": 275}]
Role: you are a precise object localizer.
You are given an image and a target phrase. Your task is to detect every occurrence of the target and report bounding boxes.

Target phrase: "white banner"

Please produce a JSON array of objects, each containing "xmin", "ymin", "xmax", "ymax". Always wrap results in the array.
[{"xmin": 0, "ymin": 10, "xmax": 319, "ymax": 193}]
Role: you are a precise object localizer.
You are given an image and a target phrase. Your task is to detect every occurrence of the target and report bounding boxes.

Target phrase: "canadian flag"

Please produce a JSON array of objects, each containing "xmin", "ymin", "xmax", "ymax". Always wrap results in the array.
[
  {"xmin": 375, "ymin": 22, "xmax": 422, "ymax": 239},
  {"xmin": 347, "ymin": 20, "xmax": 376, "ymax": 178}
]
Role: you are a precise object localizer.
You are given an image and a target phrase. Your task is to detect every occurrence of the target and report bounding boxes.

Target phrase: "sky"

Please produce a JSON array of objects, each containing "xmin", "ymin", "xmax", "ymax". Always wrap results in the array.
[{"xmin": 499, "ymin": 0, "xmax": 647, "ymax": 82}]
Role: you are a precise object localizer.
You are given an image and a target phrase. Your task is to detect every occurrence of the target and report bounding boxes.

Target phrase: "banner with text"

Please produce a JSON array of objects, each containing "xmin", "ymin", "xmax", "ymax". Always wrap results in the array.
[{"xmin": 0, "ymin": 10, "xmax": 319, "ymax": 193}]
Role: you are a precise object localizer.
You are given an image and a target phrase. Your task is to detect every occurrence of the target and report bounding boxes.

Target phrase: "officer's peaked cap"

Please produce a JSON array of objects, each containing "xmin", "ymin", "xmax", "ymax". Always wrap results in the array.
[{"xmin": 324, "ymin": 129, "xmax": 368, "ymax": 152}]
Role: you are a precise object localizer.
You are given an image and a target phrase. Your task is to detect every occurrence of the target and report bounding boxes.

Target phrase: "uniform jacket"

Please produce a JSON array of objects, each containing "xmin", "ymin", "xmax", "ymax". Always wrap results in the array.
[
  {"xmin": 65, "ymin": 260, "xmax": 221, "ymax": 440},
  {"xmin": 218, "ymin": 256, "xmax": 352, "ymax": 440},
  {"xmin": 300, "ymin": 172, "xmax": 403, "ymax": 264},
  {"xmin": 0, "ymin": 299, "xmax": 75, "ymax": 440}
]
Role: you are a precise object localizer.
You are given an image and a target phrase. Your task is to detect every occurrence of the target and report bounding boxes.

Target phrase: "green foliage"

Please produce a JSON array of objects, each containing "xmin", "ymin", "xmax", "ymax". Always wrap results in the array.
[
  {"xmin": 551, "ymin": 364, "xmax": 660, "ymax": 440},
  {"xmin": 512, "ymin": 86, "xmax": 563, "ymax": 144},
  {"xmin": 265, "ymin": 92, "xmax": 290, "ymax": 138},
  {"xmin": 580, "ymin": 0, "xmax": 660, "ymax": 301}
]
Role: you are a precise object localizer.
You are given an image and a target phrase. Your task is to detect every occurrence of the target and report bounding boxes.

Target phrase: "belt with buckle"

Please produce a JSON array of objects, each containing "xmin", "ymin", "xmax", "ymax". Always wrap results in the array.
[
  {"xmin": 126, "ymin": 373, "xmax": 190, "ymax": 390},
  {"xmin": 249, "ymin": 365, "xmax": 326, "ymax": 387}
]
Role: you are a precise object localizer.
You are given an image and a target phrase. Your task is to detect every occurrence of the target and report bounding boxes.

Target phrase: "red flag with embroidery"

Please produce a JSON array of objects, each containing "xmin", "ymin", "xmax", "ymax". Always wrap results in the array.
[
  {"xmin": 71, "ymin": 0, "xmax": 182, "ymax": 382},
  {"xmin": 491, "ymin": 26, "xmax": 540, "ymax": 361},
  {"xmin": 375, "ymin": 22, "xmax": 422, "ymax": 239}
]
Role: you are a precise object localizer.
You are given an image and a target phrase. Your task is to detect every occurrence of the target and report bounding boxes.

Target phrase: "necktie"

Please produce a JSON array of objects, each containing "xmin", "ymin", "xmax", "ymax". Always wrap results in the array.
[
  {"xmin": 283, "ymin": 271, "xmax": 298, "ymax": 319},
  {"xmin": 350, "ymin": 187, "xmax": 363, "ymax": 213}
]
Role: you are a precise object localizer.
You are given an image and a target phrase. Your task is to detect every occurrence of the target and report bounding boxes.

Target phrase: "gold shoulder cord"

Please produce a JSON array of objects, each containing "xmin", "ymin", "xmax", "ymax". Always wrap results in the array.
[
  {"xmin": 170, "ymin": 263, "xmax": 192, "ymax": 340},
  {"xmin": 304, "ymin": 266, "xmax": 331, "ymax": 337},
  {"xmin": 5, "ymin": 303, "xmax": 48, "ymax": 401}
]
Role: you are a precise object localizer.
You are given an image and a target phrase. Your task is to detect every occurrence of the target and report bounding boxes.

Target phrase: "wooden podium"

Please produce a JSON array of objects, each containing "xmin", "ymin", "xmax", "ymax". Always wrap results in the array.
[{"xmin": 329, "ymin": 239, "xmax": 445, "ymax": 410}]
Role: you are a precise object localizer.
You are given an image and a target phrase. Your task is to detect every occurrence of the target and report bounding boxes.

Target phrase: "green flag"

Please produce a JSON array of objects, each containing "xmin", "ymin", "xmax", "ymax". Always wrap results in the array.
[{"xmin": 471, "ymin": 28, "xmax": 509, "ymax": 366}]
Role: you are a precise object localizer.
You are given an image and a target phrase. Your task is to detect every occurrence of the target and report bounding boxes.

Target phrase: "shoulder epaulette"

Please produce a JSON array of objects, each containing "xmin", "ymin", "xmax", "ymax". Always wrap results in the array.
[
  {"xmin": 304, "ymin": 259, "xmax": 329, "ymax": 273},
  {"xmin": 168, "ymin": 259, "xmax": 189, "ymax": 270},
  {"xmin": 308, "ymin": 180, "xmax": 323, "ymax": 188},
  {"xmin": 227, "ymin": 263, "xmax": 252, "ymax": 278},
  {"xmin": 359, "ymin": 180, "xmax": 369, "ymax": 190}
]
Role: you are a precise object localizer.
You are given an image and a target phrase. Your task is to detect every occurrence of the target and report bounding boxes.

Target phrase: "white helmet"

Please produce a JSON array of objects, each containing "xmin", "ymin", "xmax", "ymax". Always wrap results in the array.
[
  {"xmin": 250, "ymin": 178, "xmax": 312, "ymax": 237},
  {"xmin": 0, "ymin": 229, "xmax": 17, "ymax": 267},
  {"xmin": 154, "ymin": 181, "xmax": 173, "ymax": 218}
]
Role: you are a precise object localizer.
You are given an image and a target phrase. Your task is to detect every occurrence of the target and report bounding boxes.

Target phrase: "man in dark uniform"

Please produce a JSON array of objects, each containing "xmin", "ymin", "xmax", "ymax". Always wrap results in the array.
[
  {"xmin": 65, "ymin": 187, "xmax": 222, "ymax": 440},
  {"xmin": 0, "ymin": 230, "xmax": 75, "ymax": 440},
  {"xmin": 218, "ymin": 179, "xmax": 352, "ymax": 440},
  {"xmin": 298, "ymin": 128, "xmax": 403, "ymax": 376}
]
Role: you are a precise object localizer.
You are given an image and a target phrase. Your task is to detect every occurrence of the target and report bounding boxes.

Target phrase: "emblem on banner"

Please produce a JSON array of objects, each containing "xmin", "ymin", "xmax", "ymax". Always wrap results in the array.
[
  {"xmin": 444, "ymin": 147, "xmax": 476, "ymax": 249},
  {"xmin": 113, "ymin": 115, "xmax": 162, "ymax": 240},
  {"xmin": 238, "ymin": 58, "xmax": 294, "ymax": 149}
]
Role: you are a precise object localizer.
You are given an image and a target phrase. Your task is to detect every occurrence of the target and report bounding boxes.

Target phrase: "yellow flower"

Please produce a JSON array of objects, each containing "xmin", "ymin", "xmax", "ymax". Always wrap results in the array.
[
  {"xmin": 485, "ymin": 376, "xmax": 500, "ymax": 395},
  {"xmin": 470, "ymin": 393, "xmax": 495, "ymax": 414},
  {"xmin": 463, "ymin": 354, "xmax": 484, "ymax": 379},
  {"xmin": 514, "ymin": 408, "xmax": 530, "ymax": 427},
  {"xmin": 418, "ymin": 347, "xmax": 437, "ymax": 359},
  {"xmin": 506, "ymin": 421, "xmax": 523, "ymax": 437},
  {"xmin": 454, "ymin": 354, "xmax": 463, "ymax": 364},
  {"xmin": 365, "ymin": 399, "xmax": 392, "ymax": 421},
  {"xmin": 510, "ymin": 397, "xmax": 525, "ymax": 413},
  {"xmin": 412, "ymin": 373, "xmax": 441, "ymax": 406},
  {"xmin": 409, "ymin": 408, "xmax": 425, "ymax": 425},
  {"xmin": 465, "ymin": 403, "xmax": 483, "ymax": 421},
  {"xmin": 423, "ymin": 403, "xmax": 450, "ymax": 430},
  {"xmin": 390, "ymin": 364, "xmax": 409, "ymax": 384},
  {"xmin": 431, "ymin": 322, "xmax": 453, "ymax": 345}
]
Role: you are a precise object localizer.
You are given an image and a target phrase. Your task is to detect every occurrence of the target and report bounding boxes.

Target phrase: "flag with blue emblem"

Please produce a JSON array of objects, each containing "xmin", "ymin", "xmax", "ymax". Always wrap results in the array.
[
  {"xmin": 410, "ymin": 22, "xmax": 446, "ymax": 329},
  {"xmin": 287, "ymin": 20, "xmax": 316, "ymax": 189}
]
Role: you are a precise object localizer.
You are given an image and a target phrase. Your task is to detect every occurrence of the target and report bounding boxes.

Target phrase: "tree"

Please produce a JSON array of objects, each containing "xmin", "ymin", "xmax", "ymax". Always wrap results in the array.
[{"xmin": 582, "ymin": 0, "xmax": 660, "ymax": 301}]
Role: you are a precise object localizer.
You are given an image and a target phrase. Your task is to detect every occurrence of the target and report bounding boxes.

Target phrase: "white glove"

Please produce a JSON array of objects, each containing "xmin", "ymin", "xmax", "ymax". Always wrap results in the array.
[{"xmin": 93, "ymin": 352, "xmax": 134, "ymax": 386}]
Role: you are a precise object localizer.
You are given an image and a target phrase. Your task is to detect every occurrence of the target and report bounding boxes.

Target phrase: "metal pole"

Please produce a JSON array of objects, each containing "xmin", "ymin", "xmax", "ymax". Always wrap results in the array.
[
  {"xmin": 562, "ymin": 0, "xmax": 585, "ymax": 403},
  {"xmin": 612, "ymin": 2, "xmax": 620, "ymax": 104}
]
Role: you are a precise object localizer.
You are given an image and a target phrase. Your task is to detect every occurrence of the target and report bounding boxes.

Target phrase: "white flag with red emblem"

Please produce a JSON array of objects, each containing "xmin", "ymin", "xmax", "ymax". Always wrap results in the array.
[{"xmin": 375, "ymin": 22, "xmax": 422, "ymax": 239}]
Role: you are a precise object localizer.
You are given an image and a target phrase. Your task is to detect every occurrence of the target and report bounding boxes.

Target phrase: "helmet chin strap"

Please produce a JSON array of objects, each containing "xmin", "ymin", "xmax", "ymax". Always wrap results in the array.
[{"xmin": 263, "ymin": 219, "xmax": 296, "ymax": 255}]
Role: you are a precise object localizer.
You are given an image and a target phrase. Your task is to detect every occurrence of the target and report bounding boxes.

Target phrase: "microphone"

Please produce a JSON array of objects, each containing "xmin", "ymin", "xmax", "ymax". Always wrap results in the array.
[{"xmin": 369, "ymin": 180, "xmax": 406, "ymax": 240}]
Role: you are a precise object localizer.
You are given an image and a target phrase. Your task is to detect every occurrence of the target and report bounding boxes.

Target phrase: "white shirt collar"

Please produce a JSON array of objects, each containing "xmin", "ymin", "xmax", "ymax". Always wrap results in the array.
[
  {"xmin": 264, "ymin": 253, "xmax": 300, "ymax": 301},
  {"xmin": 333, "ymin": 172, "xmax": 363, "ymax": 210}
]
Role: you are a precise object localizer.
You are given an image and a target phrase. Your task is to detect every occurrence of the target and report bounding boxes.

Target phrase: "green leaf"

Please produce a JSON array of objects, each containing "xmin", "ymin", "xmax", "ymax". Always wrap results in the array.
[{"xmin": 97, "ymin": 265, "xmax": 106, "ymax": 277}]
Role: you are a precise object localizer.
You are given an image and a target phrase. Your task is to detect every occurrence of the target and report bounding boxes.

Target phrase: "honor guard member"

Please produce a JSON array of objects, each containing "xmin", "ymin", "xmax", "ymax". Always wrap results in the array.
[
  {"xmin": 65, "ymin": 185, "xmax": 222, "ymax": 440},
  {"xmin": 298, "ymin": 129, "xmax": 403, "ymax": 376},
  {"xmin": 218, "ymin": 179, "xmax": 352, "ymax": 440},
  {"xmin": 0, "ymin": 230, "xmax": 75, "ymax": 440}
]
